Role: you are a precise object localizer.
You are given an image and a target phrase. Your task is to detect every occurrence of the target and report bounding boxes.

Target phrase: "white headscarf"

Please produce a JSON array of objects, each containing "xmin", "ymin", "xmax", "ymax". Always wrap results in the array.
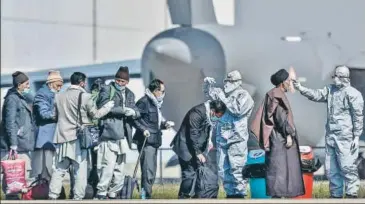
[{"xmin": 145, "ymin": 88, "xmax": 163, "ymax": 127}]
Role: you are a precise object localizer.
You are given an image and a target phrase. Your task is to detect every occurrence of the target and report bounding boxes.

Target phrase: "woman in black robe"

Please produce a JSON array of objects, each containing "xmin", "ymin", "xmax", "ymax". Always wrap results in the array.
[{"xmin": 251, "ymin": 69, "xmax": 305, "ymax": 198}]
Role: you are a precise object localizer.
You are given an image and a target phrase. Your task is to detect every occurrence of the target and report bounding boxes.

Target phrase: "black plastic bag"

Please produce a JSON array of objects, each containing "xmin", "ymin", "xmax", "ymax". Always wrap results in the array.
[
  {"xmin": 190, "ymin": 164, "xmax": 219, "ymax": 198},
  {"xmin": 356, "ymin": 152, "xmax": 365, "ymax": 179},
  {"xmin": 242, "ymin": 163, "xmax": 267, "ymax": 179},
  {"xmin": 301, "ymin": 157, "xmax": 322, "ymax": 173}
]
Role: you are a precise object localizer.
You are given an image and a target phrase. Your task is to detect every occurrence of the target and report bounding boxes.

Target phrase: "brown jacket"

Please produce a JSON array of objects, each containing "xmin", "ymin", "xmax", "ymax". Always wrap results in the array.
[{"xmin": 250, "ymin": 87, "xmax": 295, "ymax": 151}]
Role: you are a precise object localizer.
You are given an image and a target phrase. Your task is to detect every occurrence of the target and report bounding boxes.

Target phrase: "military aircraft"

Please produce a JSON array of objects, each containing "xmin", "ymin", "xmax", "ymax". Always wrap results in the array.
[{"xmin": 140, "ymin": 0, "xmax": 365, "ymax": 177}]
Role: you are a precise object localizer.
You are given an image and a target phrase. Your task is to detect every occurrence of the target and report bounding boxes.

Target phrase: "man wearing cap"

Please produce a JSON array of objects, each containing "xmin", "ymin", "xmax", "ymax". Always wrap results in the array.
[
  {"xmin": 31, "ymin": 70, "xmax": 63, "ymax": 182},
  {"xmin": 95, "ymin": 66, "xmax": 140, "ymax": 199},
  {"xmin": 0, "ymin": 71, "xmax": 36, "ymax": 199},
  {"xmin": 293, "ymin": 66, "xmax": 364, "ymax": 198},
  {"xmin": 203, "ymin": 70, "xmax": 254, "ymax": 198}
]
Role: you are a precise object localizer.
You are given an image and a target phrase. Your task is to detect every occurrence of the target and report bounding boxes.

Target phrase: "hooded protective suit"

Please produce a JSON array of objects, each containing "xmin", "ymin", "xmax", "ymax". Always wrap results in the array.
[
  {"xmin": 293, "ymin": 66, "xmax": 364, "ymax": 198},
  {"xmin": 203, "ymin": 70, "xmax": 254, "ymax": 197}
]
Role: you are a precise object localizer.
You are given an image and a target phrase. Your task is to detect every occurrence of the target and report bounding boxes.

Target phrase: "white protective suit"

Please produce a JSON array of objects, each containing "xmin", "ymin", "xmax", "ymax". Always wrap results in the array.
[
  {"xmin": 293, "ymin": 66, "xmax": 364, "ymax": 198},
  {"xmin": 203, "ymin": 70, "xmax": 254, "ymax": 197}
]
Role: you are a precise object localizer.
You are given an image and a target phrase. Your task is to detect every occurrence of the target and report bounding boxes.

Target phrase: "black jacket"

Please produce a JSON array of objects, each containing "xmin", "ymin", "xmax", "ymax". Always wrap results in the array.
[
  {"xmin": 170, "ymin": 103, "xmax": 211, "ymax": 162},
  {"xmin": 132, "ymin": 95, "xmax": 168, "ymax": 148},
  {"xmin": 0, "ymin": 87, "xmax": 36, "ymax": 152},
  {"xmin": 97, "ymin": 82, "xmax": 140, "ymax": 148}
]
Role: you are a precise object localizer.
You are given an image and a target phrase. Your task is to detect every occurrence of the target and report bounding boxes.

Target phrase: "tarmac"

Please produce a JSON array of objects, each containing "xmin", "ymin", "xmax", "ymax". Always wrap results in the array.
[{"xmin": 1, "ymin": 199, "xmax": 365, "ymax": 203}]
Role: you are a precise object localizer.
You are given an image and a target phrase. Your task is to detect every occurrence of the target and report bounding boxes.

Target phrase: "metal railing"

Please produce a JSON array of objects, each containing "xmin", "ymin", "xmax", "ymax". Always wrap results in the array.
[
  {"xmin": 130, "ymin": 145, "xmax": 365, "ymax": 184},
  {"xmin": 130, "ymin": 147, "xmax": 175, "ymax": 184}
]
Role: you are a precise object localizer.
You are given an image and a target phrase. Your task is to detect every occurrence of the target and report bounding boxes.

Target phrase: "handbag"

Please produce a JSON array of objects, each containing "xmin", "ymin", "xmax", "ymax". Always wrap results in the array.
[
  {"xmin": 0, "ymin": 150, "xmax": 27, "ymax": 195},
  {"xmin": 76, "ymin": 92, "xmax": 100, "ymax": 149},
  {"xmin": 21, "ymin": 178, "xmax": 49, "ymax": 200},
  {"xmin": 120, "ymin": 136, "xmax": 148, "ymax": 199}
]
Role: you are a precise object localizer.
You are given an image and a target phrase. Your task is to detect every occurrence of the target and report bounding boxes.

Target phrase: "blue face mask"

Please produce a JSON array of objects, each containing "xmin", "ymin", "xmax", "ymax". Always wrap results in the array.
[
  {"xmin": 114, "ymin": 83, "xmax": 125, "ymax": 91},
  {"xmin": 21, "ymin": 88, "xmax": 31, "ymax": 95},
  {"xmin": 211, "ymin": 115, "xmax": 220, "ymax": 122}
]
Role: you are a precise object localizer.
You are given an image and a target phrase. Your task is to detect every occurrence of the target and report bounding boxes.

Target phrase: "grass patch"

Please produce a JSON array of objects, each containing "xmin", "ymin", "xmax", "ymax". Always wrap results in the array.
[{"xmin": 1, "ymin": 181, "xmax": 364, "ymax": 199}]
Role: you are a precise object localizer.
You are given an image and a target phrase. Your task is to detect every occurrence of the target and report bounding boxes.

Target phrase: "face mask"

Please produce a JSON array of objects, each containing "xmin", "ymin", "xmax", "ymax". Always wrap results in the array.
[
  {"xmin": 50, "ymin": 89, "xmax": 57, "ymax": 93},
  {"xmin": 21, "ymin": 88, "xmax": 31, "ymax": 95},
  {"xmin": 211, "ymin": 116, "xmax": 219, "ymax": 122},
  {"xmin": 224, "ymin": 81, "xmax": 241, "ymax": 93},
  {"xmin": 333, "ymin": 77, "xmax": 342, "ymax": 87},
  {"xmin": 210, "ymin": 112, "xmax": 220, "ymax": 122},
  {"xmin": 115, "ymin": 83, "xmax": 125, "ymax": 91},
  {"xmin": 156, "ymin": 93, "xmax": 165, "ymax": 102}
]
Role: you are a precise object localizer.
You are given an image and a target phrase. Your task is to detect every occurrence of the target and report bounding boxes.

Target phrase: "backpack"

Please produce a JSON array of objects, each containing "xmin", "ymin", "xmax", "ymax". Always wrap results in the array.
[
  {"xmin": 109, "ymin": 84, "xmax": 116, "ymax": 101},
  {"xmin": 92, "ymin": 85, "xmax": 116, "ymax": 126}
]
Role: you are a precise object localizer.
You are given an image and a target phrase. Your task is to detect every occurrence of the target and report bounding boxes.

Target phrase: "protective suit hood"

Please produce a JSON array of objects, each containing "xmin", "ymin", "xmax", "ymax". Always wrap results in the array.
[
  {"xmin": 333, "ymin": 66, "xmax": 350, "ymax": 88},
  {"xmin": 224, "ymin": 70, "xmax": 243, "ymax": 93}
]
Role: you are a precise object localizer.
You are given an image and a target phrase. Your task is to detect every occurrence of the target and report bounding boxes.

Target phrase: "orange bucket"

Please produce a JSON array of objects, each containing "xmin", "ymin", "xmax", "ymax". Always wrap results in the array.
[
  {"xmin": 296, "ymin": 173, "xmax": 314, "ymax": 198},
  {"xmin": 296, "ymin": 146, "xmax": 314, "ymax": 199}
]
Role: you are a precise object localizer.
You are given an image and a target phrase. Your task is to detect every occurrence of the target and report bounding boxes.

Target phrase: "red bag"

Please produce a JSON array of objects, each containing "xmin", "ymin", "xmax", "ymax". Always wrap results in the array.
[
  {"xmin": 21, "ymin": 178, "xmax": 49, "ymax": 200},
  {"xmin": 0, "ymin": 150, "xmax": 27, "ymax": 195}
]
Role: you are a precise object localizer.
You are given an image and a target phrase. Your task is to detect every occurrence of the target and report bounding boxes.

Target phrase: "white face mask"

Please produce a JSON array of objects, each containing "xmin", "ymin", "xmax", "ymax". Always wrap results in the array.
[
  {"xmin": 224, "ymin": 81, "xmax": 241, "ymax": 93},
  {"xmin": 156, "ymin": 93, "xmax": 165, "ymax": 102},
  {"xmin": 333, "ymin": 77, "xmax": 342, "ymax": 87}
]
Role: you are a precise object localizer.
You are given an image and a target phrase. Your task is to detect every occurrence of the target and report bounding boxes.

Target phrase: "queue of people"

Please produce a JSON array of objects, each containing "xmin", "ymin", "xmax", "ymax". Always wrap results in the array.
[{"xmin": 0, "ymin": 65, "xmax": 363, "ymax": 200}]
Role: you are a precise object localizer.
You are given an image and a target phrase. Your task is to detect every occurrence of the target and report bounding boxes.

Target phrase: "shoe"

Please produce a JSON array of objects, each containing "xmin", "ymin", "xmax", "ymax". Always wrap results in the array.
[
  {"xmin": 345, "ymin": 194, "xmax": 358, "ymax": 199},
  {"xmin": 48, "ymin": 197, "xmax": 57, "ymax": 200},
  {"xmin": 96, "ymin": 195, "xmax": 107, "ymax": 200},
  {"xmin": 226, "ymin": 194, "xmax": 245, "ymax": 199}
]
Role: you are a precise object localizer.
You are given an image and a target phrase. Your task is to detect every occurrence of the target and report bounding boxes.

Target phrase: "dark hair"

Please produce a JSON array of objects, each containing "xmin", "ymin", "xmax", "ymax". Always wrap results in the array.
[
  {"xmin": 91, "ymin": 78, "xmax": 104, "ymax": 91},
  {"xmin": 70, "ymin": 72, "xmax": 87, "ymax": 85},
  {"xmin": 148, "ymin": 79, "xmax": 164, "ymax": 92},
  {"xmin": 209, "ymin": 100, "xmax": 227, "ymax": 114}
]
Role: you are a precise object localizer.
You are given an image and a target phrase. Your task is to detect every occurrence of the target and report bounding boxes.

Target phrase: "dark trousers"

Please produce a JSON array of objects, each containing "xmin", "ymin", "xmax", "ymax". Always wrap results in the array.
[
  {"xmin": 138, "ymin": 145, "xmax": 158, "ymax": 199},
  {"xmin": 88, "ymin": 150, "xmax": 99, "ymax": 197},
  {"xmin": 178, "ymin": 157, "xmax": 201, "ymax": 198}
]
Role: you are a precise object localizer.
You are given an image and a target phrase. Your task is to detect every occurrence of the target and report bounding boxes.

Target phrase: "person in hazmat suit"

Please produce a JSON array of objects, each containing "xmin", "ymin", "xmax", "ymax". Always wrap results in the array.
[
  {"xmin": 293, "ymin": 65, "xmax": 364, "ymax": 198},
  {"xmin": 203, "ymin": 70, "xmax": 254, "ymax": 198}
]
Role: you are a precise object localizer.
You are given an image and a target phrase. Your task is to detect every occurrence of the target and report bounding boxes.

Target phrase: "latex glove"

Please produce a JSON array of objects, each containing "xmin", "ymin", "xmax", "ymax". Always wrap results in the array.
[
  {"xmin": 143, "ymin": 130, "xmax": 151, "ymax": 137},
  {"xmin": 210, "ymin": 87, "xmax": 226, "ymax": 100},
  {"xmin": 286, "ymin": 136, "xmax": 293, "ymax": 148},
  {"xmin": 124, "ymin": 107, "xmax": 136, "ymax": 117},
  {"xmin": 197, "ymin": 154, "xmax": 206, "ymax": 163},
  {"xmin": 93, "ymin": 145, "xmax": 99, "ymax": 152},
  {"xmin": 165, "ymin": 121, "xmax": 175, "ymax": 129},
  {"xmin": 103, "ymin": 101, "xmax": 115, "ymax": 109},
  {"xmin": 204, "ymin": 77, "xmax": 216, "ymax": 84},
  {"xmin": 292, "ymin": 80, "xmax": 302, "ymax": 90}
]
